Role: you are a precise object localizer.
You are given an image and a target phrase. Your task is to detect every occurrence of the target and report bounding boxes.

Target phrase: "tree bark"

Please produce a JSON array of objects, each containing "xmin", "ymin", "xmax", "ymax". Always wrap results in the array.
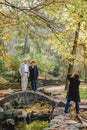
[
  {"xmin": 83, "ymin": 44, "xmax": 87, "ymax": 83},
  {"xmin": 65, "ymin": 22, "xmax": 81, "ymax": 90},
  {"xmin": 23, "ymin": 34, "xmax": 28, "ymax": 55},
  {"xmin": 84, "ymin": 65, "xmax": 87, "ymax": 83}
]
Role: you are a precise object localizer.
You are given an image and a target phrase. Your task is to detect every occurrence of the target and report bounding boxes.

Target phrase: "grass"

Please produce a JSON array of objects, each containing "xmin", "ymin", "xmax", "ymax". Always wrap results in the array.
[
  {"xmin": 80, "ymin": 92, "xmax": 87, "ymax": 99},
  {"xmin": 80, "ymin": 84, "xmax": 87, "ymax": 99}
]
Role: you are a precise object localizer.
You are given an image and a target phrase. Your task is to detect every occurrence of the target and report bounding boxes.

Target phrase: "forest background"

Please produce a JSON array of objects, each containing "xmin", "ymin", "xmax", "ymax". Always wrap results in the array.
[{"xmin": 0, "ymin": 0, "xmax": 87, "ymax": 90}]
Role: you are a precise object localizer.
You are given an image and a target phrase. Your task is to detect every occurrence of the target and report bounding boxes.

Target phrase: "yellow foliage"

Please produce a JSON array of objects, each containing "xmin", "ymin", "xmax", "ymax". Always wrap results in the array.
[
  {"xmin": 0, "ymin": 45, "xmax": 4, "ymax": 50},
  {"xmin": 3, "ymin": 33, "xmax": 10, "ymax": 41},
  {"xmin": 20, "ymin": 17, "xmax": 24, "ymax": 22},
  {"xmin": 2, "ymin": 54, "xmax": 11, "ymax": 67}
]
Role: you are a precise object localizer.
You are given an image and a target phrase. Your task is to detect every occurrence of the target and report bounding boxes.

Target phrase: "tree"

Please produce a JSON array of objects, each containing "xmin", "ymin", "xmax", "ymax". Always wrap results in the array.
[
  {"xmin": 0, "ymin": 0, "xmax": 87, "ymax": 85},
  {"xmin": 45, "ymin": 0, "xmax": 87, "ymax": 90},
  {"xmin": 65, "ymin": 22, "xmax": 81, "ymax": 90}
]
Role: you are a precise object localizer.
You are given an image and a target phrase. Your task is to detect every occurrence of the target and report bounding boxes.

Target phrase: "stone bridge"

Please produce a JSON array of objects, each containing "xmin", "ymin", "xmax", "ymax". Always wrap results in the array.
[{"xmin": 0, "ymin": 91, "xmax": 64, "ymax": 107}]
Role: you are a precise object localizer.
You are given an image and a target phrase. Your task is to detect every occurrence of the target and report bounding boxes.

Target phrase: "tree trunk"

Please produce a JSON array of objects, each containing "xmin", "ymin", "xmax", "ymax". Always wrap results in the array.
[
  {"xmin": 65, "ymin": 64, "xmax": 74, "ymax": 90},
  {"xmin": 23, "ymin": 34, "xmax": 28, "ymax": 55},
  {"xmin": 84, "ymin": 65, "xmax": 87, "ymax": 83},
  {"xmin": 83, "ymin": 44, "xmax": 87, "ymax": 83},
  {"xmin": 65, "ymin": 22, "xmax": 81, "ymax": 90}
]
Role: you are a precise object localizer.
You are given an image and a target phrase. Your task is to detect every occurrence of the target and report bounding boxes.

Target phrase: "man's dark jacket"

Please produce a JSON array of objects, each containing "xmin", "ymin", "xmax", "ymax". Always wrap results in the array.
[
  {"xmin": 67, "ymin": 74, "xmax": 80, "ymax": 102},
  {"xmin": 29, "ymin": 65, "xmax": 38, "ymax": 80}
]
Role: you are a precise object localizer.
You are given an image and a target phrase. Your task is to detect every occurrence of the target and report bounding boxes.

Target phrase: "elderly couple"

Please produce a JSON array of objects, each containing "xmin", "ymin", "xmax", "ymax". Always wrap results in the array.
[{"xmin": 19, "ymin": 58, "xmax": 38, "ymax": 92}]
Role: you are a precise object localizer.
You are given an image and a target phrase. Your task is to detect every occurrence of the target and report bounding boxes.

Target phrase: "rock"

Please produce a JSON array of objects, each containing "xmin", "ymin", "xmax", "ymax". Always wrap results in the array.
[
  {"xmin": 74, "ymin": 123, "xmax": 84, "ymax": 129},
  {"xmin": 4, "ymin": 102, "xmax": 13, "ymax": 110},
  {"xmin": 12, "ymin": 110, "xmax": 19, "ymax": 118},
  {"xmin": 4, "ymin": 110, "xmax": 20, "ymax": 119},
  {"xmin": 70, "ymin": 126, "xmax": 79, "ymax": 130},
  {"xmin": 45, "ymin": 110, "xmax": 85, "ymax": 130},
  {"xmin": 0, "ymin": 106, "xmax": 4, "ymax": 112},
  {"xmin": 59, "ymin": 125, "xmax": 79, "ymax": 130},
  {"xmin": 0, "ymin": 112, "xmax": 5, "ymax": 120},
  {"xmin": 26, "ymin": 112, "xmax": 33, "ymax": 123},
  {"xmin": 52, "ymin": 108, "xmax": 60, "ymax": 116},
  {"xmin": 6, "ymin": 118, "xmax": 15, "ymax": 125},
  {"xmin": 0, "ymin": 110, "xmax": 19, "ymax": 120},
  {"xmin": 15, "ymin": 111, "xmax": 25, "ymax": 124},
  {"xmin": 64, "ymin": 116, "xmax": 71, "ymax": 120},
  {"xmin": 10, "ymin": 100, "xmax": 19, "ymax": 107},
  {"xmin": 80, "ymin": 105, "xmax": 87, "ymax": 111},
  {"xmin": 65, "ymin": 120, "xmax": 78, "ymax": 125},
  {"xmin": 27, "ymin": 112, "xmax": 32, "ymax": 118},
  {"xmin": 54, "ymin": 115, "xmax": 64, "ymax": 119},
  {"xmin": 49, "ymin": 119, "xmax": 58, "ymax": 126},
  {"xmin": 59, "ymin": 124, "xmax": 70, "ymax": 129},
  {"xmin": 49, "ymin": 124, "xmax": 59, "ymax": 128},
  {"xmin": 58, "ymin": 102, "xmax": 65, "ymax": 107},
  {"xmin": 1, "ymin": 118, "xmax": 15, "ymax": 130},
  {"xmin": 31, "ymin": 111, "xmax": 50, "ymax": 121},
  {"xmin": 5, "ymin": 110, "xmax": 14, "ymax": 118},
  {"xmin": 43, "ymin": 128, "xmax": 54, "ymax": 130},
  {"xmin": 52, "ymin": 111, "xmax": 58, "ymax": 116}
]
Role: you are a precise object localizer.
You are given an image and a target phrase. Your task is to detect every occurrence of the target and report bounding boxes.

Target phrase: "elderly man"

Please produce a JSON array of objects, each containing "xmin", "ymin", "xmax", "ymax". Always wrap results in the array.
[{"xmin": 19, "ymin": 58, "xmax": 29, "ymax": 92}]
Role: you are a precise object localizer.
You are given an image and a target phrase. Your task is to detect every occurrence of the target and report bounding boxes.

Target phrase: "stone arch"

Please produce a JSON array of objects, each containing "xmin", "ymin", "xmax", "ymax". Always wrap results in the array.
[{"xmin": 0, "ymin": 91, "xmax": 59, "ymax": 106}]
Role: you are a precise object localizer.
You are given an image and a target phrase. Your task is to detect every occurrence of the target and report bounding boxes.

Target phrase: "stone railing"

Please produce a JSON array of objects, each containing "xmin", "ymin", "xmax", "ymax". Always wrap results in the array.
[{"xmin": 0, "ymin": 79, "xmax": 64, "ymax": 89}]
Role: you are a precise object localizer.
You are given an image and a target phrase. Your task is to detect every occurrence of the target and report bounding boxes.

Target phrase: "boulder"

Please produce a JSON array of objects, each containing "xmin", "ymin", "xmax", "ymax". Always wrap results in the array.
[
  {"xmin": 0, "ymin": 106, "xmax": 4, "ymax": 112},
  {"xmin": 0, "ymin": 112, "xmax": 5, "ymax": 120}
]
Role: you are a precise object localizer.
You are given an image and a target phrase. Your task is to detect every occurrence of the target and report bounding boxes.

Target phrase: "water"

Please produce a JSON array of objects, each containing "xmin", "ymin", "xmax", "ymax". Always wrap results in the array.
[{"xmin": 15, "ymin": 120, "xmax": 48, "ymax": 130}]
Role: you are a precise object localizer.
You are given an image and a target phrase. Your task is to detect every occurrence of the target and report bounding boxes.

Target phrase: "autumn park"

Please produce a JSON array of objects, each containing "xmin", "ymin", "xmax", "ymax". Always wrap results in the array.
[{"xmin": 0, "ymin": 0, "xmax": 87, "ymax": 130}]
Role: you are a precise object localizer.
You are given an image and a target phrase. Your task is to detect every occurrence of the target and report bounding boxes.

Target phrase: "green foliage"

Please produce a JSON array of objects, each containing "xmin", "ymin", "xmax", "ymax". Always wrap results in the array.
[
  {"xmin": 1, "ymin": 70, "xmax": 18, "ymax": 82},
  {"xmin": 0, "ymin": 76, "xmax": 9, "ymax": 83},
  {"xmin": 7, "ymin": 56, "xmax": 21, "ymax": 82},
  {"xmin": 30, "ymin": 51, "xmax": 56, "ymax": 73},
  {"xmin": 17, "ymin": 121, "xmax": 48, "ymax": 130},
  {"xmin": 49, "ymin": 65, "xmax": 59, "ymax": 77},
  {"xmin": 9, "ymin": 56, "xmax": 20, "ymax": 71},
  {"xmin": 0, "ymin": 60, "xmax": 5, "ymax": 73},
  {"xmin": 15, "ymin": 44, "xmax": 24, "ymax": 54}
]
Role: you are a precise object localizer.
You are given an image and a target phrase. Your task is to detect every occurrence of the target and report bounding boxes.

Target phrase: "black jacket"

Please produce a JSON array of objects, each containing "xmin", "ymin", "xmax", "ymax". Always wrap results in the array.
[
  {"xmin": 67, "ymin": 74, "xmax": 80, "ymax": 102},
  {"xmin": 29, "ymin": 65, "xmax": 38, "ymax": 80}
]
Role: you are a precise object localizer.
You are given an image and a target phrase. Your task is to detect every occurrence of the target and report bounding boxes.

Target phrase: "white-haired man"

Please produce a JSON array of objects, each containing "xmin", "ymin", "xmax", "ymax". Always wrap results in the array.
[{"xmin": 19, "ymin": 58, "xmax": 29, "ymax": 91}]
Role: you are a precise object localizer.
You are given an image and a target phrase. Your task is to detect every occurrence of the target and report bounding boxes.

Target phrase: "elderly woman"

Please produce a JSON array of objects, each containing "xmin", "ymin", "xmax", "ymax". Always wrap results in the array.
[
  {"xmin": 64, "ymin": 72, "xmax": 80, "ymax": 115},
  {"xmin": 29, "ymin": 60, "xmax": 38, "ymax": 91}
]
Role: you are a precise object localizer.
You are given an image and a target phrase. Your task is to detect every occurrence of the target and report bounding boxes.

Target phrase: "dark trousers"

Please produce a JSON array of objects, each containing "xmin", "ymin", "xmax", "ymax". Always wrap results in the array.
[
  {"xmin": 31, "ymin": 79, "xmax": 38, "ymax": 91},
  {"xmin": 65, "ymin": 101, "xmax": 79, "ymax": 114}
]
